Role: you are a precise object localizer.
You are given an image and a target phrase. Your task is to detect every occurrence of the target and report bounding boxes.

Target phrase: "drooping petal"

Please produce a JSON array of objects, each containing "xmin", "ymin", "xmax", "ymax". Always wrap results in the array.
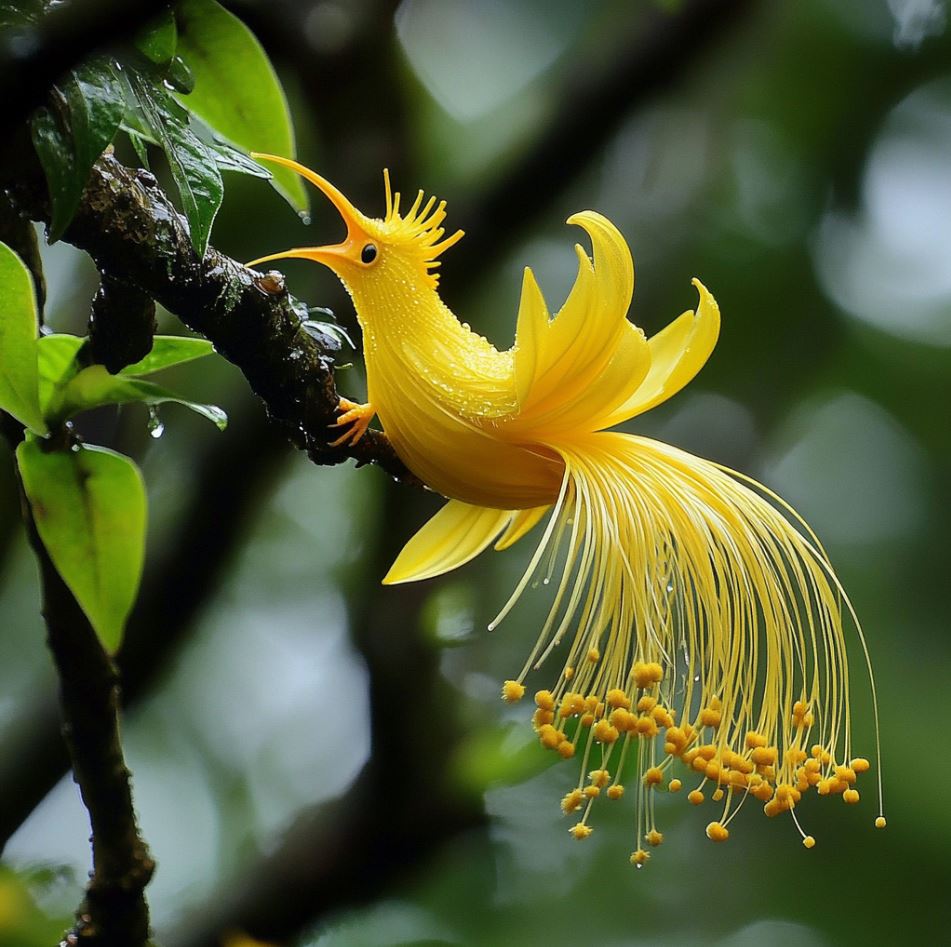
[
  {"xmin": 495, "ymin": 505, "xmax": 550, "ymax": 550},
  {"xmin": 383, "ymin": 499, "xmax": 513, "ymax": 584},
  {"xmin": 598, "ymin": 278, "xmax": 720, "ymax": 428}
]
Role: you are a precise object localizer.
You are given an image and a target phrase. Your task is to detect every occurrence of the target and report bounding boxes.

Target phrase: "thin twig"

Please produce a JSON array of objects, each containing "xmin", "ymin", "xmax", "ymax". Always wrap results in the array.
[{"xmin": 2, "ymin": 421, "xmax": 155, "ymax": 947}]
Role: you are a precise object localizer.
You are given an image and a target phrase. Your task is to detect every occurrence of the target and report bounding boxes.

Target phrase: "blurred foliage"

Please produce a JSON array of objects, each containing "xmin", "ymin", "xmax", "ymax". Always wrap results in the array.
[{"xmin": 2, "ymin": 0, "xmax": 951, "ymax": 944}]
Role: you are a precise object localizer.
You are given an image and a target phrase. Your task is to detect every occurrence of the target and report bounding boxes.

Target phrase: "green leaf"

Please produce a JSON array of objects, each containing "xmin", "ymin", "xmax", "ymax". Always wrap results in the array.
[
  {"xmin": 37, "ymin": 334, "xmax": 85, "ymax": 416},
  {"xmin": 57, "ymin": 365, "xmax": 227, "ymax": 430},
  {"xmin": 120, "ymin": 335, "xmax": 216, "ymax": 375},
  {"xmin": 128, "ymin": 71, "xmax": 223, "ymax": 257},
  {"xmin": 0, "ymin": 242, "xmax": 47, "ymax": 434},
  {"xmin": 452, "ymin": 724, "xmax": 555, "ymax": 793},
  {"xmin": 31, "ymin": 58, "xmax": 125, "ymax": 241},
  {"xmin": 175, "ymin": 0, "xmax": 307, "ymax": 214},
  {"xmin": 207, "ymin": 140, "xmax": 272, "ymax": 179},
  {"xmin": 135, "ymin": 10, "xmax": 177, "ymax": 65},
  {"xmin": 16, "ymin": 439, "xmax": 147, "ymax": 653}
]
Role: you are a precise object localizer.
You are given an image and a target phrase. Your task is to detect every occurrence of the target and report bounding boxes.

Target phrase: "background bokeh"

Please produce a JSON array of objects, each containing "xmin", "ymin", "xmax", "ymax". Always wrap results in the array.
[{"xmin": 2, "ymin": 0, "xmax": 950, "ymax": 944}]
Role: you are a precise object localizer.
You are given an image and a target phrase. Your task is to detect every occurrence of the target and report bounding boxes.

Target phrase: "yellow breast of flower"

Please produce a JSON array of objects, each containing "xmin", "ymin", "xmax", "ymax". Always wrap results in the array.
[{"xmin": 348, "ymin": 264, "xmax": 565, "ymax": 509}]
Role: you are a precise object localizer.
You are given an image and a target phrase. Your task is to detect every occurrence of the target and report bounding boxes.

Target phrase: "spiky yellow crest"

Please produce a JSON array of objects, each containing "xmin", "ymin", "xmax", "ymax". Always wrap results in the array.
[{"xmin": 376, "ymin": 169, "xmax": 464, "ymax": 284}]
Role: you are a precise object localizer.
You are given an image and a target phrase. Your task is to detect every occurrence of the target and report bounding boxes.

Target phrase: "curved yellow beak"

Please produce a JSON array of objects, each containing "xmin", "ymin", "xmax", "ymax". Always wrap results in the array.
[{"xmin": 245, "ymin": 154, "xmax": 370, "ymax": 270}]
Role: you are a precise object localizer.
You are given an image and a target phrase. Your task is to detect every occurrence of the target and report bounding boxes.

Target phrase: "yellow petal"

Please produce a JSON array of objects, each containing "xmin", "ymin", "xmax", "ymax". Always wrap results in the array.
[
  {"xmin": 383, "ymin": 500, "xmax": 513, "ymax": 584},
  {"xmin": 511, "ymin": 213, "xmax": 648, "ymax": 433},
  {"xmin": 599, "ymin": 278, "xmax": 720, "ymax": 427},
  {"xmin": 495, "ymin": 505, "xmax": 550, "ymax": 550}
]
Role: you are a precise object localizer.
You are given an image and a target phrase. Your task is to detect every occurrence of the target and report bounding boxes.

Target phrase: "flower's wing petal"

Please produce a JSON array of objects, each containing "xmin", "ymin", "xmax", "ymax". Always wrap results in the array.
[
  {"xmin": 599, "ymin": 279, "xmax": 720, "ymax": 428},
  {"xmin": 495, "ymin": 504, "xmax": 550, "ymax": 551},
  {"xmin": 511, "ymin": 212, "xmax": 649, "ymax": 433},
  {"xmin": 383, "ymin": 499, "xmax": 513, "ymax": 584}
]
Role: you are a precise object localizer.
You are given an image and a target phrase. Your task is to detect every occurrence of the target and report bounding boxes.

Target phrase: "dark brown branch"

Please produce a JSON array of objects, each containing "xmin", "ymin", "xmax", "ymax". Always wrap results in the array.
[
  {"xmin": 0, "ymin": 0, "xmax": 173, "ymax": 140},
  {"xmin": 7, "ymin": 154, "xmax": 419, "ymax": 487},
  {"xmin": 7, "ymin": 439, "xmax": 155, "ymax": 947},
  {"xmin": 0, "ymin": 403, "xmax": 290, "ymax": 853},
  {"xmin": 88, "ymin": 273, "xmax": 157, "ymax": 373}
]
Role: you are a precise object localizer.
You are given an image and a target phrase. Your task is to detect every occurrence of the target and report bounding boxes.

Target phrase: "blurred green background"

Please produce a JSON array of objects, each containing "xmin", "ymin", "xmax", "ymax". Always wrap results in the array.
[{"xmin": 2, "ymin": 0, "xmax": 950, "ymax": 944}]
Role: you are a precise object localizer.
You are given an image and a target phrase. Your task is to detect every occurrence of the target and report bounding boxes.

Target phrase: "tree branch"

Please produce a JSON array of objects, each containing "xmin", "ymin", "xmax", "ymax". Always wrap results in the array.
[
  {"xmin": 7, "ymin": 153, "xmax": 421, "ymax": 487},
  {"xmin": 88, "ymin": 273, "xmax": 157, "ymax": 373},
  {"xmin": 3, "ymin": 429, "xmax": 155, "ymax": 946}
]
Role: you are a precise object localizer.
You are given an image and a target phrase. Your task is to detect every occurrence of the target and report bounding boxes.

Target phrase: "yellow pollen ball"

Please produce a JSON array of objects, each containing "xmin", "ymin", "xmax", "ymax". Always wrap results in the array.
[
  {"xmin": 589, "ymin": 769, "xmax": 611, "ymax": 787},
  {"xmin": 745, "ymin": 731, "xmax": 768, "ymax": 749},
  {"xmin": 630, "ymin": 849, "xmax": 650, "ymax": 867},
  {"xmin": 534, "ymin": 690, "xmax": 555, "ymax": 712},
  {"xmin": 712, "ymin": 788, "xmax": 724, "ymax": 802},
  {"xmin": 564, "ymin": 666, "xmax": 575, "ymax": 681},
  {"xmin": 533, "ymin": 708, "xmax": 554, "ymax": 728},
  {"xmin": 644, "ymin": 767, "xmax": 663, "ymax": 786},
  {"xmin": 587, "ymin": 647, "xmax": 600, "ymax": 663},
  {"xmin": 610, "ymin": 708, "xmax": 634, "ymax": 731},
  {"xmin": 635, "ymin": 715, "xmax": 659, "ymax": 737},
  {"xmin": 538, "ymin": 724, "xmax": 562, "ymax": 749},
  {"xmin": 594, "ymin": 720, "xmax": 619, "ymax": 744},
  {"xmin": 580, "ymin": 712, "xmax": 595, "ymax": 728},
  {"xmin": 637, "ymin": 695, "xmax": 657, "ymax": 713},
  {"xmin": 570, "ymin": 823, "xmax": 592, "ymax": 840},
  {"xmin": 668, "ymin": 778, "xmax": 683, "ymax": 792},
  {"xmin": 803, "ymin": 835, "xmax": 816, "ymax": 849},
  {"xmin": 699, "ymin": 708, "xmax": 721, "ymax": 728},
  {"xmin": 606, "ymin": 688, "xmax": 631, "ymax": 709},
  {"xmin": 875, "ymin": 817, "xmax": 887, "ymax": 829},
  {"xmin": 843, "ymin": 789, "xmax": 860, "ymax": 804},
  {"xmin": 584, "ymin": 785, "xmax": 600, "ymax": 799},
  {"xmin": 646, "ymin": 830, "xmax": 664, "ymax": 846},
  {"xmin": 607, "ymin": 785, "xmax": 624, "ymax": 800},
  {"xmin": 501, "ymin": 680, "xmax": 525, "ymax": 702},
  {"xmin": 851, "ymin": 758, "xmax": 871, "ymax": 773},
  {"xmin": 688, "ymin": 790, "xmax": 704, "ymax": 805},
  {"xmin": 706, "ymin": 821, "xmax": 729, "ymax": 842},
  {"xmin": 557, "ymin": 741, "xmax": 576, "ymax": 759},
  {"xmin": 561, "ymin": 789, "xmax": 583, "ymax": 813}
]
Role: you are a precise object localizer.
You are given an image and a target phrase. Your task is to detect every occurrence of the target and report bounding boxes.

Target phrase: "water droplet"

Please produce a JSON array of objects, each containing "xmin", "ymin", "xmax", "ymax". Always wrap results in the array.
[
  {"xmin": 666, "ymin": 583, "xmax": 674, "ymax": 594},
  {"xmin": 298, "ymin": 211, "xmax": 312, "ymax": 225},
  {"xmin": 694, "ymin": 674, "xmax": 700, "ymax": 682},
  {"xmin": 543, "ymin": 577, "xmax": 551, "ymax": 585},
  {"xmin": 147, "ymin": 406, "xmax": 164, "ymax": 439},
  {"xmin": 635, "ymin": 863, "xmax": 644, "ymax": 870}
]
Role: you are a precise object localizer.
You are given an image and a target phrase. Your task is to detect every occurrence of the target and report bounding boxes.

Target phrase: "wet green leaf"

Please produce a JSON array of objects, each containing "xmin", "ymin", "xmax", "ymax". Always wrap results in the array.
[
  {"xmin": 175, "ymin": 0, "xmax": 307, "ymax": 213},
  {"xmin": 0, "ymin": 242, "xmax": 47, "ymax": 434},
  {"xmin": 36, "ymin": 334, "xmax": 85, "ymax": 417},
  {"xmin": 57, "ymin": 365, "xmax": 227, "ymax": 430},
  {"xmin": 31, "ymin": 58, "xmax": 125, "ymax": 241},
  {"xmin": 207, "ymin": 140, "xmax": 272, "ymax": 179},
  {"xmin": 135, "ymin": 10, "xmax": 177, "ymax": 65},
  {"xmin": 129, "ymin": 72, "xmax": 223, "ymax": 257},
  {"xmin": 120, "ymin": 335, "xmax": 216, "ymax": 376},
  {"xmin": 16, "ymin": 439, "xmax": 147, "ymax": 653}
]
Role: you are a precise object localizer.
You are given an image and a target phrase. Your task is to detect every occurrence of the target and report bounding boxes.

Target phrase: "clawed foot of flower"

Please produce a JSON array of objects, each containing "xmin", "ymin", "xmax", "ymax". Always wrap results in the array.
[{"xmin": 329, "ymin": 398, "xmax": 375, "ymax": 447}]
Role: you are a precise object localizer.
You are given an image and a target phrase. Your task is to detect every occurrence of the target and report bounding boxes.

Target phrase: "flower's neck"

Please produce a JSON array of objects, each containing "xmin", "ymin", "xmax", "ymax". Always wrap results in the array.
[{"xmin": 344, "ymin": 271, "xmax": 465, "ymax": 361}]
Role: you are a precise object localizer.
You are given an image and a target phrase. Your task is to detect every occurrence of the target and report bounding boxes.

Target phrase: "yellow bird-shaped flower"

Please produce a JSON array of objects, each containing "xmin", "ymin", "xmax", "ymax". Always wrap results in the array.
[{"xmin": 250, "ymin": 155, "xmax": 885, "ymax": 864}]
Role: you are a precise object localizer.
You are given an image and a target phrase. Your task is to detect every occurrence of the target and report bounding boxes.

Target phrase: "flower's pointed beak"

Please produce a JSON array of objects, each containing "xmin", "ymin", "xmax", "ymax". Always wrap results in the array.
[{"xmin": 245, "ymin": 153, "xmax": 370, "ymax": 270}]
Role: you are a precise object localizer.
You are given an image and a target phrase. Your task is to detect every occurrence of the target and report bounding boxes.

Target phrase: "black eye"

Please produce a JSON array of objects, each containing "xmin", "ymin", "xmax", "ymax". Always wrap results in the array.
[{"xmin": 361, "ymin": 243, "xmax": 378, "ymax": 264}]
